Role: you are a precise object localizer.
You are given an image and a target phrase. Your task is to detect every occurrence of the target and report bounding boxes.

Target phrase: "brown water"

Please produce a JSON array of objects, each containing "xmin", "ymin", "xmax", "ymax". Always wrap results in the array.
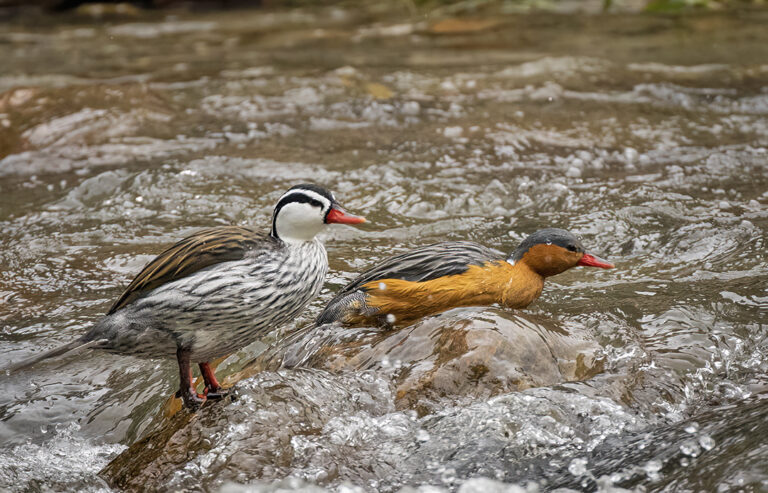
[{"xmin": 0, "ymin": 4, "xmax": 767, "ymax": 492}]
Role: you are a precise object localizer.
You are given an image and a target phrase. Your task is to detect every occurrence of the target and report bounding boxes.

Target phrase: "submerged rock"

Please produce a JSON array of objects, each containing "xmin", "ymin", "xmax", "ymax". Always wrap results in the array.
[
  {"xmin": 101, "ymin": 375, "xmax": 642, "ymax": 492},
  {"xmin": 101, "ymin": 309, "xmax": 605, "ymax": 489},
  {"xmin": 274, "ymin": 309, "xmax": 604, "ymax": 415},
  {"xmin": 101, "ymin": 370, "xmax": 396, "ymax": 491}
]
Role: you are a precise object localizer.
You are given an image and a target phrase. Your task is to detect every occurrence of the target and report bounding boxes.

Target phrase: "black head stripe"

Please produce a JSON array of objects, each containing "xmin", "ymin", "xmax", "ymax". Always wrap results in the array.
[
  {"xmin": 509, "ymin": 228, "xmax": 584, "ymax": 262},
  {"xmin": 286, "ymin": 183, "xmax": 335, "ymax": 203},
  {"xmin": 271, "ymin": 187, "xmax": 331, "ymax": 238}
]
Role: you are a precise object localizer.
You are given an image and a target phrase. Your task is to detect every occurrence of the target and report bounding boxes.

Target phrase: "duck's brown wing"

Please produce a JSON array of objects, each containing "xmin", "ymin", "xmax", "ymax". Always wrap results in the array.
[
  {"xmin": 108, "ymin": 226, "xmax": 277, "ymax": 314},
  {"xmin": 316, "ymin": 241, "xmax": 504, "ymax": 325}
]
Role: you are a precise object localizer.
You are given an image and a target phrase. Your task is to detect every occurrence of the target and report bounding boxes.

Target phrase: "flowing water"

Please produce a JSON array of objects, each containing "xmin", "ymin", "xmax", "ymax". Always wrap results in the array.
[{"xmin": 0, "ymin": 4, "xmax": 767, "ymax": 492}]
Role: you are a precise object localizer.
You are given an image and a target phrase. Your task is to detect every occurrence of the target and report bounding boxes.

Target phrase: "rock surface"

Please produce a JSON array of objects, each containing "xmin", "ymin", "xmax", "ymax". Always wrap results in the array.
[{"xmin": 101, "ymin": 308, "xmax": 605, "ymax": 489}]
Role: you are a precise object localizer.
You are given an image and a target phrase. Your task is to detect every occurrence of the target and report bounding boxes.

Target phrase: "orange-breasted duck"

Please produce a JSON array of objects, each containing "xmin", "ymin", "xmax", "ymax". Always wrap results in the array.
[{"xmin": 316, "ymin": 228, "xmax": 614, "ymax": 327}]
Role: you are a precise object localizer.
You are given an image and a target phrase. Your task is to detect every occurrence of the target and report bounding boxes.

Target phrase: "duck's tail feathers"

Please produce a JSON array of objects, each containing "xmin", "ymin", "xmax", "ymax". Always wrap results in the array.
[{"xmin": 2, "ymin": 338, "xmax": 106, "ymax": 373}]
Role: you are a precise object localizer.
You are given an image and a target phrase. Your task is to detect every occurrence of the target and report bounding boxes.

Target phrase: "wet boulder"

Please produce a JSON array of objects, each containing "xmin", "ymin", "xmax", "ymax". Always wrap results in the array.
[
  {"xmin": 101, "ymin": 370, "xmax": 396, "ymax": 491},
  {"xmin": 267, "ymin": 308, "xmax": 605, "ymax": 415},
  {"xmin": 101, "ymin": 308, "xmax": 605, "ymax": 489}
]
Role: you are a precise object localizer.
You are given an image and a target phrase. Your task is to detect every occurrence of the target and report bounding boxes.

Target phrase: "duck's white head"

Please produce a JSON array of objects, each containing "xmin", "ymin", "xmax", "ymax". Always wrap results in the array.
[{"xmin": 271, "ymin": 184, "xmax": 366, "ymax": 243}]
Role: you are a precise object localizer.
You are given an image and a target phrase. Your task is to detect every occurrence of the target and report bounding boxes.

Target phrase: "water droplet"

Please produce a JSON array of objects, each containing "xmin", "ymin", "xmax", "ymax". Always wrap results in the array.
[
  {"xmin": 699, "ymin": 435, "xmax": 715, "ymax": 451},
  {"xmin": 684, "ymin": 422, "xmax": 699, "ymax": 433},
  {"xmin": 679, "ymin": 439, "xmax": 701, "ymax": 457},
  {"xmin": 386, "ymin": 313, "xmax": 396, "ymax": 324},
  {"xmin": 565, "ymin": 166, "xmax": 582, "ymax": 178},
  {"xmin": 643, "ymin": 459, "xmax": 662, "ymax": 480},
  {"xmin": 568, "ymin": 457, "xmax": 588, "ymax": 476},
  {"xmin": 644, "ymin": 460, "xmax": 662, "ymax": 473},
  {"xmin": 378, "ymin": 282, "xmax": 387, "ymax": 290}
]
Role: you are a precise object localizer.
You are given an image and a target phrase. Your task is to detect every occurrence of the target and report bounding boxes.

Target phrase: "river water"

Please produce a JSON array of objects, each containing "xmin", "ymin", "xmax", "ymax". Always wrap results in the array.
[{"xmin": 0, "ymin": 4, "xmax": 766, "ymax": 492}]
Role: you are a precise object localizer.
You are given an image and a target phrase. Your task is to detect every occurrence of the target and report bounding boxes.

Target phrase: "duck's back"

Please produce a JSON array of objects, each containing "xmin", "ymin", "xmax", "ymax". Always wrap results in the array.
[
  {"xmin": 316, "ymin": 241, "xmax": 504, "ymax": 326},
  {"xmin": 91, "ymin": 228, "xmax": 329, "ymax": 361}
]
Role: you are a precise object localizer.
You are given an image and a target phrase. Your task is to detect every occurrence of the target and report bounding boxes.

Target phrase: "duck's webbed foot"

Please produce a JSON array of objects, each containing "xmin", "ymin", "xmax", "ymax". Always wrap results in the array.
[
  {"xmin": 199, "ymin": 361, "xmax": 227, "ymax": 400},
  {"xmin": 175, "ymin": 383, "xmax": 207, "ymax": 410},
  {"xmin": 176, "ymin": 347, "xmax": 206, "ymax": 410}
]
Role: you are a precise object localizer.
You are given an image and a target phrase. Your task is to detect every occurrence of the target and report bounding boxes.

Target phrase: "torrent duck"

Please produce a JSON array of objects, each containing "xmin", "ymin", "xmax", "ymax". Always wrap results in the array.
[
  {"xmin": 316, "ymin": 228, "xmax": 613, "ymax": 327},
  {"xmin": 7, "ymin": 184, "xmax": 366, "ymax": 410}
]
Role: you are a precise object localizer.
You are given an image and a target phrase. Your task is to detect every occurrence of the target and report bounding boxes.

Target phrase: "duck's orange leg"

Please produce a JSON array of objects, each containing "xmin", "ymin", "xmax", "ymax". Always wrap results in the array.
[{"xmin": 199, "ymin": 362, "xmax": 226, "ymax": 400}]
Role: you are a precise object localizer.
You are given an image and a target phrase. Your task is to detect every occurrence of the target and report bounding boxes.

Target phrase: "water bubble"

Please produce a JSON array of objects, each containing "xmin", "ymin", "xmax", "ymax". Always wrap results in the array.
[
  {"xmin": 679, "ymin": 439, "xmax": 701, "ymax": 457},
  {"xmin": 438, "ymin": 466, "xmax": 457, "ymax": 485},
  {"xmin": 338, "ymin": 485, "xmax": 367, "ymax": 493},
  {"xmin": 568, "ymin": 457, "xmax": 588, "ymax": 476},
  {"xmin": 416, "ymin": 429, "xmax": 430, "ymax": 442},
  {"xmin": 643, "ymin": 459, "xmax": 662, "ymax": 481},
  {"xmin": 402, "ymin": 101, "xmax": 420, "ymax": 115},
  {"xmin": 565, "ymin": 166, "xmax": 582, "ymax": 178},
  {"xmin": 440, "ymin": 80, "xmax": 457, "ymax": 91},
  {"xmin": 698, "ymin": 435, "xmax": 716, "ymax": 451},
  {"xmin": 443, "ymin": 126, "xmax": 463, "ymax": 139}
]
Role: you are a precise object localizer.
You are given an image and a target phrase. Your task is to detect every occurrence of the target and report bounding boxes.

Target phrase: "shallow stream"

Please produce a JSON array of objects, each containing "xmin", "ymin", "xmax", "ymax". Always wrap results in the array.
[{"xmin": 0, "ymin": 4, "xmax": 767, "ymax": 492}]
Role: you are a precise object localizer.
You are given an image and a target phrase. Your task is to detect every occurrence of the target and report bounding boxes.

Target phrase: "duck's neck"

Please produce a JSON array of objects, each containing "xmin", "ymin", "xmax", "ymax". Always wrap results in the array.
[
  {"xmin": 459, "ymin": 260, "xmax": 546, "ymax": 308},
  {"xmin": 498, "ymin": 260, "xmax": 545, "ymax": 309}
]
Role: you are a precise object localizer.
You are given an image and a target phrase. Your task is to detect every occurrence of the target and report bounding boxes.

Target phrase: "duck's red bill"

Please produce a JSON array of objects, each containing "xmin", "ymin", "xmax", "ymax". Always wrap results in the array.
[
  {"xmin": 578, "ymin": 253, "xmax": 614, "ymax": 269},
  {"xmin": 326, "ymin": 207, "xmax": 366, "ymax": 225}
]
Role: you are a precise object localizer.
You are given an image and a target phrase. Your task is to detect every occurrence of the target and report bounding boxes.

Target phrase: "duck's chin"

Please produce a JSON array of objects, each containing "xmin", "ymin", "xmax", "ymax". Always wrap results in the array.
[{"xmin": 276, "ymin": 223, "xmax": 325, "ymax": 243}]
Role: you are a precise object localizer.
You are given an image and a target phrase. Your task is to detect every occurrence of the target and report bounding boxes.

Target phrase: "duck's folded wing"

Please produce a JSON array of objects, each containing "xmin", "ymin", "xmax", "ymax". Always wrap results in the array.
[
  {"xmin": 338, "ymin": 241, "xmax": 504, "ymax": 295},
  {"xmin": 108, "ymin": 226, "xmax": 277, "ymax": 314}
]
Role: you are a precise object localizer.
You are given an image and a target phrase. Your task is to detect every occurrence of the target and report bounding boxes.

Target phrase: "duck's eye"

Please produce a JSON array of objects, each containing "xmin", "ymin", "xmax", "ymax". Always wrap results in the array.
[{"xmin": 567, "ymin": 244, "xmax": 578, "ymax": 252}]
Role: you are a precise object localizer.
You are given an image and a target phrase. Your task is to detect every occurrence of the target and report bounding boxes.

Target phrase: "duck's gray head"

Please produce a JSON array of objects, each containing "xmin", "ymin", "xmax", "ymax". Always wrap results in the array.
[{"xmin": 509, "ymin": 228, "xmax": 613, "ymax": 277}]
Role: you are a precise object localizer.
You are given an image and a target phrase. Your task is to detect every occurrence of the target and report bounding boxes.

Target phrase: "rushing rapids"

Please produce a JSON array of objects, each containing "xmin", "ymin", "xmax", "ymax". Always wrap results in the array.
[{"xmin": 0, "ymin": 4, "xmax": 767, "ymax": 492}]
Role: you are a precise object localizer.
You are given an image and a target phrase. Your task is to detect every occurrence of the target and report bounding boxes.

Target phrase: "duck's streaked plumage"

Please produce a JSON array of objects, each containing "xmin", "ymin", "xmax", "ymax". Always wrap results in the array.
[
  {"xmin": 107, "ymin": 226, "xmax": 271, "ymax": 314},
  {"xmin": 91, "ymin": 230, "xmax": 327, "ymax": 362},
  {"xmin": 7, "ymin": 183, "xmax": 366, "ymax": 410}
]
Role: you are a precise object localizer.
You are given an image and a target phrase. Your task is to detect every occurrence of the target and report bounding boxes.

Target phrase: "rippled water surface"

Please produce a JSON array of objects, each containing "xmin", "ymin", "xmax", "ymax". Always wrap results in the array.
[{"xmin": 0, "ymin": 4, "xmax": 767, "ymax": 492}]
